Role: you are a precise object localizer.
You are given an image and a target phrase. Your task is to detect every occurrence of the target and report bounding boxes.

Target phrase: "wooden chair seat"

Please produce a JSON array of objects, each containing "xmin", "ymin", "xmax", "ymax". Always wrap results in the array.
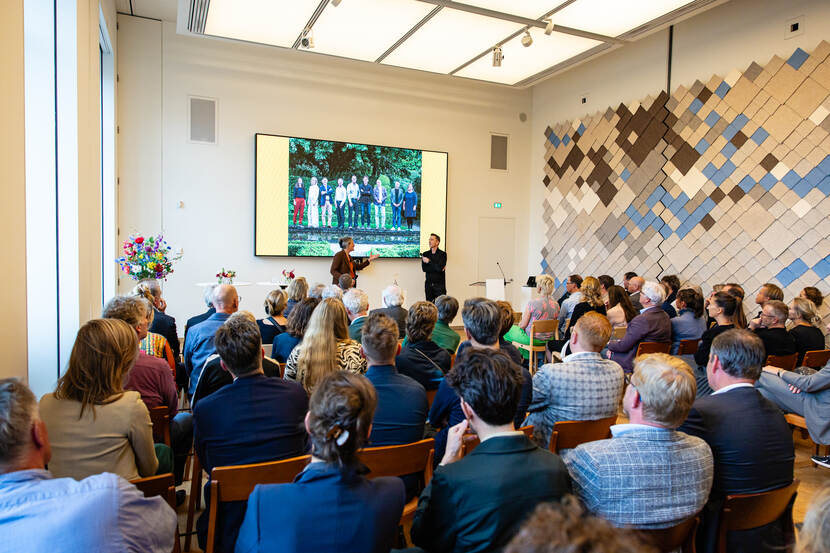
[
  {"xmin": 549, "ymin": 415, "xmax": 617, "ymax": 453},
  {"xmin": 638, "ymin": 515, "xmax": 699, "ymax": 553},
  {"xmin": 766, "ymin": 353, "xmax": 797, "ymax": 371},
  {"xmin": 461, "ymin": 425, "xmax": 534, "ymax": 457},
  {"xmin": 676, "ymin": 339, "xmax": 699, "ymax": 355},
  {"xmin": 635, "ymin": 341, "xmax": 672, "ymax": 357},
  {"xmin": 149, "ymin": 406, "xmax": 172, "ymax": 446},
  {"xmin": 784, "ymin": 413, "xmax": 829, "ymax": 461},
  {"xmin": 131, "ymin": 473, "xmax": 180, "ymax": 553},
  {"xmin": 716, "ymin": 480, "xmax": 799, "ymax": 553},
  {"xmin": 512, "ymin": 319, "xmax": 558, "ymax": 373},
  {"xmin": 611, "ymin": 326, "xmax": 626, "ymax": 340},
  {"xmin": 802, "ymin": 349, "xmax": 830, "ymax": 369}
]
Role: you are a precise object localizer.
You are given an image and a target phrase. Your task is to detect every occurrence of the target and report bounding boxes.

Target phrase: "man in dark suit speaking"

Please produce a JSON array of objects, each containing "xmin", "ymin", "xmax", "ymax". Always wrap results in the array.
[{"xmin": 421, "ymin": 233, "xmax": 447, "ymax": 302}]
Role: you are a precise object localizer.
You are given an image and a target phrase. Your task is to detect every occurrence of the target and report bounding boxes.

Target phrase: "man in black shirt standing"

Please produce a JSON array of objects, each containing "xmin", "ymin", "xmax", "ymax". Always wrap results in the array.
[{"xmin": 421, "ymin": 233, "xmax": 447, "ymax": 302}]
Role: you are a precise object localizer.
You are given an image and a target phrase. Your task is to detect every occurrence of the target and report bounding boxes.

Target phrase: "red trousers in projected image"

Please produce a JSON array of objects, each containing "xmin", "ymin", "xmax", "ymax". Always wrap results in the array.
[{"xmin": 293, "ymin": 198, "xmax": 305, "ymax": 225}]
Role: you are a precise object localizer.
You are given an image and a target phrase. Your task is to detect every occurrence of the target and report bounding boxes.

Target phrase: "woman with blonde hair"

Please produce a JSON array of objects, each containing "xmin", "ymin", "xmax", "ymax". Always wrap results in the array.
[
  {"xmin": 797, "ymin": 484, "xmax": 830, "ymax": 553},
  {"xmin": 504, "ymin": 274, "xmax": 560, "ymax": 359},
  {"xmin": 38, "ymin": 318, "xmax": 162, "ymax": 481},
  {"xmin": 788, "ymin": 297, "xmax": 825, "ymax": 366},
  {"xmin": 284, "ymin": 298, "xmax": 366, "ymax": 391},
  {"xmin": 284, "ymin": 277, "xmax": 309, "ymax": 318},
  {"xmin": 545, "ymin": 276, "xmax": 608, "ymax": 357},
  {"xmin": 258, "ymin": 288, "xmax": 288, "ymax": 345}
]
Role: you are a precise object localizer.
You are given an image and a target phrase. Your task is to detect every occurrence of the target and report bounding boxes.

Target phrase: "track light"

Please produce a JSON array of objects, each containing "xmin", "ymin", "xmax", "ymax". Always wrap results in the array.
[
  {"xmin": 492, "ymin": 46, "xmax": 503, "ymax": 67},
  {"xmin": 521, "ymin": 30, "xmax": 533, "ymax": 47},
  {"xmin": 331, "ymin": 0, "xmax": 342, "ymax": 6},
  {"xmin": 544, "ymin": 18, "xmax": 554, "ymax": 35},
  {"xmin": 300, "ymin": 28, "xmax": 314, "ymax": 48}
]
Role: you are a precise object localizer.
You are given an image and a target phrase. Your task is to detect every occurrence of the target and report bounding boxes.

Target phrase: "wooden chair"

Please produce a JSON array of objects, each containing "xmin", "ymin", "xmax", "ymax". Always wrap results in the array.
[
  {"xmin": 638, "ymin": 515, "xmax": 699, "ymax": 553},
  {"xmin": 715, "ymin": 480, "xmax": 799, "ymax": 553},
  {"xmin": 426, "ymin": 389, "xmax": 437, "ymax": 408},
  {"xmin": 784, "ymin": 413, "xmax": 829, "ymax": 461},
  {"xmin": 802, "ymin": 349, "xmax": 830, "ymax": 369},
  {"xmin": 549, "ymin": 415, "xmax": 617, "ymax": 453},
  {"xmin": 205, "ymin": 455, "xmax": 312, "ymax": 553},
  {"xmin": 358, "ymin": 438, "xmax": 435, "ymax": 525},
  {"xmin": 278, "ymin": 363, "xmax": 286, "ymax": 379},
  {"xmin": 635, "ymin": 341, "xmax": 672, "ymax": 357},
  {"xmin": 450, "ymin": 353, "xmax": 456, "ymax": 368},
  {"xmin": 183, "ymin": 455, "xmax": 203, "ymax": 552},
  {"xmin": 262, "ymin": 343, "xmax": 273, "ymax": 358},
  {"xmin": 131, "ymin": 473, "xmax": 181, "ymax": 553},
  {"xmin": 766, "ymin": 353, "xmax": 797, "ymax": 371},
  {"xmin": 461, "ymin": 425, "xmax": 534, "ymax": 457},
  {"xmin": 611, "ymin": 326, "xmax": 626, "ymax": 340},
  {"xmin": 677, "ymin": 339, "xmax": 699, "ymax": 355},
  {"xmin": 512, "ymin": 319, "xmax": 558, "ymax": 373},
  {"xmin": 149, "ymin": 406, "xmax": 172, "ymax": 446}
]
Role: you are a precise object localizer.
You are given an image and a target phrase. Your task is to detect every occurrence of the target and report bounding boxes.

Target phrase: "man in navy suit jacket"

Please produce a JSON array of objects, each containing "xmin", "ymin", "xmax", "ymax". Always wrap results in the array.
[
  {"xmin": 679, "ymin": 329, "xmax": 795, "ymax": 553},
  {"xmin": 193, "ymin": 313, "xmax": 308, "ymax": 553},
  {"xmin": 607, "ymin": 281, "xmax": 671, "ymax": 372}
]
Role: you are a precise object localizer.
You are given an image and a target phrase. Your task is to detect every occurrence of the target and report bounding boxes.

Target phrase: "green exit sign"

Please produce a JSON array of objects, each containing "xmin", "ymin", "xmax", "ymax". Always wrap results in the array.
[{"xmin": 493, "ymin": 202, "xmax": 503, "ymax": 208}]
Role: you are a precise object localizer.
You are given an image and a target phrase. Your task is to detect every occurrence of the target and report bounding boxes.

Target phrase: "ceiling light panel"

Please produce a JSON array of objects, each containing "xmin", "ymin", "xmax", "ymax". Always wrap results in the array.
[
  {"xmin": 455, "ymin": 28, "xmax": 600, "ymax": 85},
  {"xmin": 312, "ymin": 0, "xmax": 434, "ymax": 62},
  {"xmin": 458, "ymin": 0, "xmax": 561, "ymax": 19},
  {"xmin": 204, "ymin": 0, "xmax": 320, "ymax": 48},
  {"xmin": 553, "ymin": 0, "xmax": 694, "ymax": 37},
  {"xmin": 382, "ymin": 9, "xmax": 522, "ymax": 74}
]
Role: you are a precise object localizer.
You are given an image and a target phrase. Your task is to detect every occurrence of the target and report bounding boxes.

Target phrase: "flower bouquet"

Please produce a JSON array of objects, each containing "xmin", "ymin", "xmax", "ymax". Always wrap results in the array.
[
  {"xmin": 217, "ymin": 268, "xmax": 237, "ymax": 284},
  {"xmin": 116, "ymin": 234, "xmax": 180, "ymax": 281},
  {"xmin": 281, "ymin": 268, "xmax": 296, "ymax": 284}
]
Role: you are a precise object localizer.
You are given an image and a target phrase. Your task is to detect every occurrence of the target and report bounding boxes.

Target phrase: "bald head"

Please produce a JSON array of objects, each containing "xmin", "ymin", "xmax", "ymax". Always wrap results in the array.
[
  {"xmin": 213, "ymin": 284, "xmax": 239, "ymax": 314},
  {"xmin": 628, "ymin": 277, "xmax": 644, "ymax": 293}
]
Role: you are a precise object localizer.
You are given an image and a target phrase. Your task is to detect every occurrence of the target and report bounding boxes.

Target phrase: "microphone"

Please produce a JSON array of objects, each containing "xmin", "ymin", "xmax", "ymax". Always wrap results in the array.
[{"xmin": 496, "ymin": 261, "xmax": 507, "ymax": 285}]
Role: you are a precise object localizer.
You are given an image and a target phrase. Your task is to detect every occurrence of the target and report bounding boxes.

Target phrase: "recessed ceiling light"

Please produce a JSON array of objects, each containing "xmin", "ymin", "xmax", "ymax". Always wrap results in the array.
[
  {"xmin": 331, "ymin": 0, "xmax": 342, "ymax": 5},
  {"xmin": 521, "ymin": 30, "xmax": 533, "ymax": 47}
]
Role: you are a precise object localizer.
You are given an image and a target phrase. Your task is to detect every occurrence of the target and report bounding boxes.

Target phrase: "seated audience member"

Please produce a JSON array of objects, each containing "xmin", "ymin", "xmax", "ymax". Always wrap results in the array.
[
  {"xmin": 659, "ymin": 274, "xmax": 680, "ymax": 318},
  {"xmin": 801, "ymin": 287, "xmax": 830, "ymax": 340},
  {"xmin": 396, "ymin": 301, "xmax": 452, "ymax": 390},
  {"xmin": 679, "ymin": 329, "xmax": 794, "ymax": 553},
  {"xmin": 184, "ymin": 284, "xmax": 239, "ymax": 396},
  {"xmin": 670, "ymin": 288, "xmax": 706, "ymax": 354},
  {"xmin": 285, "ymin": 297, "xmax": 367, "ymax": 390},
  {"xmin": 411, "ymin": 349, "xmax": 571, "ymax": 553},
  {"xmin": 722, "ymin": 283, "xmax": 748, "ymax": 328},
  {"xmin": 0, "ymin": 379, "xmax": 177, "ymax": 553},
  {"xmin": 751, "ymin": 282, "xmax": 785, "ymax": 324},
  {"xmin": 526, "ymin": 313, "xmax": 624, "ymax": 448},
  {"xmin": 546, "ymin": 276, "xmax": 606, "ymax": 357},
  {"xmin": 606, "ymin": 284, "xmax": 638, "ymax": 328},
  {"xmin": 321, "ymin": 284, "xmax": 343, "ymax": 299},
  {"xmin": 103, "ymin": 295, "xmax": 191, "ymax": 484},
  {"xmin": 283, "ymin": 276, "xmax": 308, "ymax": 318},
  {"xmin": 257, "ymin": 288, "xmax": 287, "ymax": 345},
  {"xmin": 567, "ymin": 353, "xmax": 713, "ymax": 529},
  {"xmin": 757, "ymin": 359, "xmax": 830, "ymax": 450},
  {"xmin": 598, "ymin": 274, "xmax": 614, "ymax": 307},
  {"xmin": 193, "ymin": 313, "xmax": 308, "ymax": 552},
  {"xmin": 787, "ymin": 297, "xmax": 825, "ymax": 365},
  {"xmin": 431, "ymin": 295, "xmax": 461, "ymax": 353},
  {"xmin": 606, "ymin": 281, "xmax": 671, "ymax": 372},
  {"xmin": 271, "ymin": 297, "xmax": 319, "ymax": 363},
  {"xmin": 184, "ymin": 283, "xmax": 216, "ymax": 342},
  {"xmin": 505, "ymin": 496, "xmax": 657, "ymax": 553},
  {"xmin": 627, "ymin": 276, "xmax": 645, "ymax": 311},
  {"xmin": 495, "ymin": 300, "xmax": 527, "ymax": 365},
  {"xmin": 338, "ymin": 273, "xmax": 354, "ymax": 291},
  {"xmin": 370, "ymin": 284, "xmax": 407, "ymax": 338},
  {"xmin": 308, "ymin": 281, "xmax": 325, "ymax": 299},
  {"xmin": 343, "ymin": 288, "xmax": 369, "ymax": 341},
  {"xmin": 39, "ymin": 319, "xmax": 160, "ymax": 481},
  {"xmin": 750, "ymin": 300, "xmax": 797, "ymax": 357},
  {"xmin": 133, "ymin": 279, "xmax": 181, "ymax": 370},
  {"xmin": 557, "ymin": 275, "xmax": 583, "ymax": 334},
  {"xmin": 622, "ymin": 271, "xmax": 637, "ymax": 292},
  {"xmin": 796, "ymin": 485, "xmax": 830, "ymax": 553},
  {"xmin": 235, "ymin": 372, "xmax": 405, "ymax": 553},
  {"xmin": 504, "ymin": 274, "xmax": 559, "ymax": 358},
  {"xmin": 430, "ymin": 298, "xmax": 532, "ymax": 463},
  {"xmin": 696, "ymin": 292, "xmax": 737, "ymax": 368}
]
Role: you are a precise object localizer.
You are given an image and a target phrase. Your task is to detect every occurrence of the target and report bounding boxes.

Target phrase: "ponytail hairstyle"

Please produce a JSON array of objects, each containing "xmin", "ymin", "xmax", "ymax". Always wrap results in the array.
[
  {"xmin": 307, "ymin": 371, "xmax": 376, "ymax": 467},
  {"xmin": 676, "ymin": 288, "xmax": 704, "ymax": 318},
  {"xmin": 711, "ymin": 291, "xmax": 738, "ymax": 325},
  {"xmin": 722, "ymin": 287, "xmax": 746, "ymax": 328}
]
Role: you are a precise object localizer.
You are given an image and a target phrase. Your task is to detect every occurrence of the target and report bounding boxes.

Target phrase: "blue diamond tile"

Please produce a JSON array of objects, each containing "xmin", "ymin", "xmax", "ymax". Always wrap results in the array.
[
  {"xmin": 739, "ymin": 175, "xmax": 756, "ymax": 193},
  {"xmin": 734, "ymin": 114, "xmax": 749, "ymax": 130},
  {"xmin": 721, "ymin": 142, "xmax": 737, "ymax": 158},
  {"xmin": 813, "ymin": 256, "xmax": 830, "ymax": 280},
  {"xmin": 701, "ymin": 197, "xmax": 716, "ymax": 212},
  {"xmin": 549, "ymin": 134, "xmax": 560, "ymax": 147},
  {"xmin": 714, "ymin": 81, "xmax": 731, "ymax": 98},
  {"xmin": 721, "ymin": 160, "xmax": 736, "ymax": 178},
  {"xmin": 702, "ymin": 162, "xmax": 717, "ymax": 179},
  {"xmin": 818, "ymin": 176, "xmax": 830, "ymax": 196},
  {"xmin": 577, "ymin": 123, "xmax": 586, "ymax": 135},
  {"xmin": 759, "ymin": 173, "xmax": 777, "ymax": 191},
  {"xmin": 776, "ymin": 268, "xmax": 795, "ymax": 288},
  {"xmin": 751, "ymin": 127, "xmax": 769, "ymax": 145},
  {"xmin": 782, "ymin": 170, "xmax": 801, "ymax": 188},
  {"xmin": 689, "ymin": 98, "xmax": 703, "ymax": 114},
  {"xmin": 695, "ymin": 138, "xmax": 710, "ymax": 154},
  {"xmin": 659, "ymin": 224, "xmax": 672, "ymax": 239},
  {"xmin": 805, "ymin": 167, "xmax": 826, "ymax": 186},
  {"xmin": 563, "ymin": 134, "xmax": 571, "ymax": 145},
  {"xmin": 723, "ymin": 123, "xmax": 738, "ymax": 141},
  {"xmin": 705, "ymin": 110, "xmax": 721, "ymax": 127},
  {"xmin": 787, "ymin": 48, "xmax": 809, "ymax": 70},
  {"xmin": 646, "ymin": 187, "xmax": 665, "ymax": 209},
  {"xmin": 793, "ymin": 178, "xmax": 813, "ymax": 198},
  {"xmin": 819, "ymin": 155, "xmax": 830, "ymax": 175},
  {"xmin": 788, "ymin": 258, "xmax": 809, "ymax": 279},
  {"xmin": 542, "ymin": 259, "xmax": 550, "ymax": 271},
  {"xmin": 621, "ymin": 168, "xmax": 631, "ymax": 182},
  {"xmin": 618, "ymin": 227, "xmax": 629, "ymax": 240}
]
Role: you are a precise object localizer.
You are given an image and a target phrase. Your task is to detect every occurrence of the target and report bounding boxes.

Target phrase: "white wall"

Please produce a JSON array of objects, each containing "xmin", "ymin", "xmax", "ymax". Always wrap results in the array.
[
  {"xmin": 118, "ymin": 17, "xmax": 533, "ymax": 326},
  {"xmin": 528, "ymin": 0, "xmax": 830, "ymax": 278}
]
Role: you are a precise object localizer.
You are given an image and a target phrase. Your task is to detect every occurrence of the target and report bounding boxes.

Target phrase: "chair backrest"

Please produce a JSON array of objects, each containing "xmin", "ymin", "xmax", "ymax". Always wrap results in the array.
[
  {"xmin": 528, "ymin": 319, "xmax": 559, "ymax": 341},
  {"xmin": 717, "ymin": 480, "xmax": 799, "ymax": 553},
  {"xmin": 611, "ymin": 326, "xmax": 626, "ymax": 339},
  {"xmin": 638, "ymin": 515, "xmax": 699, "ymax": 553},
  {"xmin": 426, "ymin": 389, "xmax": 437, "ymax": 408},
  {"xmin": 636, "ymin": 341, "xmax": 672, "ymax": 357},
  {"xmin": 358, "ymin": 438, "xmax": 435, "ymax": 486},
  {"xmin": 148, "ymin": 406, "xmax": 171, "ymax": 446},
  {"xmin": 549, "ymin": 415, "xmax": 617, "ymax": 453},
  {"xmin": 677, "ymin": 339, "xmax": 699, "ymax": 355},
  {"xmin": 461, "ymin": 425, "xmax": 534, "ymax": 457},
  {"xmin": 766, "ymin": 353, "xmax": 798, "ymax": 371},
  {"xmin": 278, "ymin": 362, "xmax": 286, "ymax": 378},
  {"xmin": 206, "ymin": 455, "xmax": 311, "ymax": 553},
  {"xmin": 802, "ymin": 349, "xmax": 830, "ymax": 369},
  {"xmin": 263, "ymin": 344, "xmax": 273, "ymax": 358},
  {"xmin": 450, "ymin": 353, "xmax": 456, "ymax": 368}
]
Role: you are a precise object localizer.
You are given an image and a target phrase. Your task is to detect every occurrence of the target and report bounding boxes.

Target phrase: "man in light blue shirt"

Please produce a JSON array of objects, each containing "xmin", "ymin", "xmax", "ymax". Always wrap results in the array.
[
  {"xmin": 184, "ymin": 283, "xmax": 238, "ymax": 395},
  {"xmin": 558, "ymin": 274, "xmax": 583, "ymax": 334},
  {"xmin": 0, "ymin": 378, "xmax": 176, "ymax": 553}
]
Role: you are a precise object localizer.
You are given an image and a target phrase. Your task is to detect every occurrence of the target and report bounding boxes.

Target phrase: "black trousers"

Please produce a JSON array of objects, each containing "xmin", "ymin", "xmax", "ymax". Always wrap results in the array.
[{"xmin": 425, "ymin": 281, "xmax": 446, "ymax": 303}]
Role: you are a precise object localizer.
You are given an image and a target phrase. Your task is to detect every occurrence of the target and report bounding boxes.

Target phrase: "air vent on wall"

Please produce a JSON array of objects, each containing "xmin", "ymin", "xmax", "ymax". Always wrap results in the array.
[
  {"xmin": 189, "ymin": 96, "xmax": 216, "ymax": 144},
  {"xmin": 491, "ymin": 134, "xmax": 508, "ymax": 171},
  {"xmin": 188, "ymin": 0, "xmax": 210, "ymax": 34}
]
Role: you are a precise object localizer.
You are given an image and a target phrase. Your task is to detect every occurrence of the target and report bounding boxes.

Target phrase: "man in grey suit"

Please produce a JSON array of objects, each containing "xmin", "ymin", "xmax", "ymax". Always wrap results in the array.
[
  {"xmin": 566, "ymin": 353, "xmax": 713, "ymax": 529},
  {"xmin": 606, "ymin": 281, "xmax": 671, "ymax": 372}
]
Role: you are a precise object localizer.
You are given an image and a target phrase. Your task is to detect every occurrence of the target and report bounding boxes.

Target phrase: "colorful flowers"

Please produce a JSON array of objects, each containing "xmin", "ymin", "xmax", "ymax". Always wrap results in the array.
[
  {"xmin": 217, "ymin": 268, "xmax": 237, "ymax": 284},
  {"xmin": 116, "ymin": 234, "xmax": 180, "ymax": 281},
  {"xmin": 282, "ymin": 268, "xmax": 296, "ymax": 281}
]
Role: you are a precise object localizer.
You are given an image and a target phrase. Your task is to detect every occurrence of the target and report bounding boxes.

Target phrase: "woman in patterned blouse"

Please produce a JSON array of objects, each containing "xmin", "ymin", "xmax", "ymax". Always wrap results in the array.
[{"xmin": 504, "ymin": 274, "xmax": 560, "ymax": 359}]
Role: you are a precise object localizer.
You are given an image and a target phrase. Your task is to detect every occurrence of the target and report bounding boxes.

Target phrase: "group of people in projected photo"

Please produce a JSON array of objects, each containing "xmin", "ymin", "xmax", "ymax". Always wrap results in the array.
[{"xmin": 291, "ymin": 175, "xmax": 419, "ymax": 231}]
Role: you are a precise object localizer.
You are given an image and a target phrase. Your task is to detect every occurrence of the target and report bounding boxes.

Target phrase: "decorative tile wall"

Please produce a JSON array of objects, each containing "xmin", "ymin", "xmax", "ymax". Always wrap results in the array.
[{"xmin": 541, "ymin": 41, "xmax": 830, "ymax": 298}]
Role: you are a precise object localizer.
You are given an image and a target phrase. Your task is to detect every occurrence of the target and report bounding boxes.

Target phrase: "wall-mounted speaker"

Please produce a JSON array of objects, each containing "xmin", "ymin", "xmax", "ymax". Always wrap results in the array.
[
  {"xmin": 490, "ymin": 134, "xmax": 508, "ymax": 171},
  {"xmin": 189, "ymin": 96, "xmax": 216, "ymax": 144}
]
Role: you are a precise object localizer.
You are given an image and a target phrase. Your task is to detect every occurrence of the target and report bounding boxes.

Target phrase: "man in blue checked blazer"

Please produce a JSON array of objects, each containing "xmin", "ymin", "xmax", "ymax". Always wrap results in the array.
[{"xmin": 566, "ymin": 352, "xmax": 713, "ymax": 530}]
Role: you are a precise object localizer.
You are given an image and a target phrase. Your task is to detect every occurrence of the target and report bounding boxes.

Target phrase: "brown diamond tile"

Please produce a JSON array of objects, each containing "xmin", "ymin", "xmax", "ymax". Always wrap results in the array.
[
  {"xmin": 760, "ymin": 153, "xmax": 779, "ymax": 172},
  {"xmin": 731, "ymin": 131, "xmax": 748, "ymax": 148},
  {"xmin": 700, "ymin": 213, "xmax": 715, "ymax": 231},
  {"xmin": 710, "ymin": 188, "xmax": 726, "ymax": 203},
  {"xmin": 728, "ymin": 186, "xmax": 745, "ymax": 202}
]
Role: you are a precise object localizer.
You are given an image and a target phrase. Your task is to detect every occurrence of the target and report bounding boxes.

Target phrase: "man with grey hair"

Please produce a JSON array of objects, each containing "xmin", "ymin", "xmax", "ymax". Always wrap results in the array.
[
  {"xmin": 343, "ymin": 288, "xmax": 370, "ymax": 341},
  {"xmin": 679, "ymin": 329, "xmax": 794, "ymax": 553},
  {"xmin": 137, "ymin": 278, "xmax": 181, "ymax": 367},
  {"xmin": 370, "ymin": 284, "xmax": 407, "ymax": 338},
  {"xmin": 566, "ymin": 353, "xmax": 713, "ymax": 529},
  {"xmin": 627, "ymin": 276, "xmax": 645, "ymax": 310},
  {"xmin": 184, "ymin": 283, "xmax": 239, "ymax": 396},
  {"xmin": 606, "ymin": 281, "xmax": 671, "ymax": 372},
  {"xmin": 0, "ymin": 379, "xmax": 177, "ymax": 551},
  {"xmin": 308, "ymin": 282, "xmax": 326, "ymax": 299},
  {"xmin": 321, "ymin": 284, "xmax": 343, "ymax": 300},
  {"xmin": 185, "ymin": 283, "xmax": 217, "ymax": 342}
]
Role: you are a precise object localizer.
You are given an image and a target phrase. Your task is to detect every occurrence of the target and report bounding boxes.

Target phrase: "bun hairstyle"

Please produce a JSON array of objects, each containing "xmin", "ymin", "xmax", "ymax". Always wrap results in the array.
[
  {"xmin": 307, "ymin": 371, "xmax": 377, "ymax": 467},
  {"xmin": 264, "ymin": 289, "xmax": 287, "ymax": 316},
  {"xmin": 338, "ymin": 236, "xmax": 353, "ymax": 250}
]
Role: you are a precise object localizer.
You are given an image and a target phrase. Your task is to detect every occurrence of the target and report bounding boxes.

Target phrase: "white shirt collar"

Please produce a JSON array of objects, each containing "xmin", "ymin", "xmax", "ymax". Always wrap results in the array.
[
  {"xmin": 712, "ymin": 382, "xmax": 754, "ymax": 395},
  {"xmin": 610, "ymin": 423, "xmax": 668, "ymax": 437},
  {"xmin": 480, "ymin": 430, "xmax": 524, "ymax": 443}
]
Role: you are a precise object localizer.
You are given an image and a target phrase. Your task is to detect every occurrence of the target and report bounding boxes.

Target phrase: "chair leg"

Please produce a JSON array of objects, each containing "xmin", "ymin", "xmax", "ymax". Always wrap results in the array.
[{"xmin": 183, "ymin": 456, "xmax": 202, "ymax": 552}]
